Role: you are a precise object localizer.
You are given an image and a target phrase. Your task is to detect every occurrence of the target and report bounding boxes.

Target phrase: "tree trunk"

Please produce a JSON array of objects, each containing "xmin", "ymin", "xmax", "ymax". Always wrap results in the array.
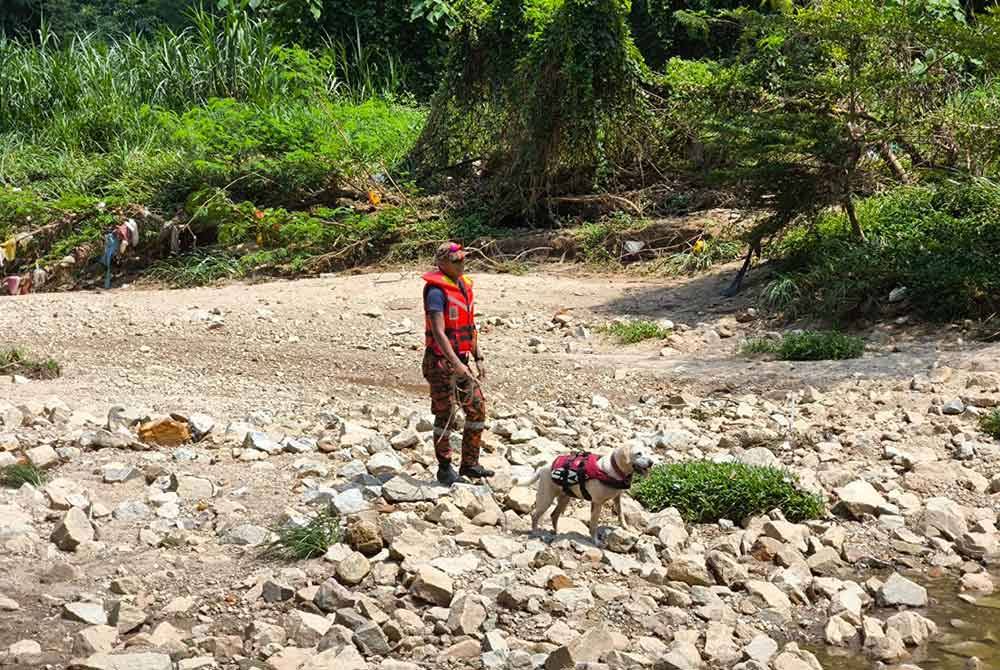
[
  {"xmin": 879, "ymin": 141, "xmax": 909, "ymax": 184},
  {"xmin": 844, "ymin": 194, "xmax": 866, "ymax": 242}
]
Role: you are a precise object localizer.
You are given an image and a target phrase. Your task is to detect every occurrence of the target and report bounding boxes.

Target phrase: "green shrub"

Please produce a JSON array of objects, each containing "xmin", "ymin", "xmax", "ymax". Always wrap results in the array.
[
  {"xmin": 0, "ymin": 348, "xmax": 61, "ymax": 379},
  {"xmin": 764, "ymin": 182, "xmax": 1000, "ymax": 322},
  {"xmin": 631, "ymin": 460, "xmax": 825, "ymax": 524},
  {"xmin": 742, "ymin": 331, "xmax": 864, "ymax": 361},
  {"xmin": 146, "ymin": 251, "xmax": 246, "ymax": 288},
  {"xmin": 980, "ymin": 409, "xmax": 1000, "ymax": 440},
  {"xmin": 1, "ymin": 463, "xmax": 46, "ymax": 488},
  {"xmin": 264, "ymin": 507, "xmax": 342, "ymax": 560},
  {"xmin": 605, "ymin": 320, "xmax": 672, "ymax": 344}
]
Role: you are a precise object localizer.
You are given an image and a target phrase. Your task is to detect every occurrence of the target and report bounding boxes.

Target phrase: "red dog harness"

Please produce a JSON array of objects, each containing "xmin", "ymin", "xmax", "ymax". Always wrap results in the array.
[{"xmin": 550, "ymin": 452, "xmax": 632, "ymax": 501}]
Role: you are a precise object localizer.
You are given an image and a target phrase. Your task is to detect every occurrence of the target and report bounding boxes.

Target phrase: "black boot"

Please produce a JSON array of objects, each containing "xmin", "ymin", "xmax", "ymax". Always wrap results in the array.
[
  {"xmin": 459, "ymin": 463, "xmax": 495, "ymax": 479},
  {"xmin": 437, "ymin": 461, "xmax": 461, "ymax": 486}
]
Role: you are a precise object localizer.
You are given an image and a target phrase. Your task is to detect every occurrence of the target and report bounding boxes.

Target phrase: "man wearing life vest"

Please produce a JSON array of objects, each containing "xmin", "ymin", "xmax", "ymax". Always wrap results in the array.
[{"xmin": 423, "ymin": 242, "xmax": 494, "ymax": 485}]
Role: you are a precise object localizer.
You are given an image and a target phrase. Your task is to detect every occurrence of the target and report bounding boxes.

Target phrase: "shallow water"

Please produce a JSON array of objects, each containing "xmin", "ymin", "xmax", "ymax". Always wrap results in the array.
[{"xmin": 807, "ymin": 573, "xmax": 1000, "ymax": 670}]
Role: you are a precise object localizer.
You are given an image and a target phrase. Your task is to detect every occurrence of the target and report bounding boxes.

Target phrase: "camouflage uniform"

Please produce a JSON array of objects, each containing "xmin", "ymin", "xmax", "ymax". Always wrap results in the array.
[{"xmin": 422, "ymin": 349, "xmax": 486, "ymax": 467}]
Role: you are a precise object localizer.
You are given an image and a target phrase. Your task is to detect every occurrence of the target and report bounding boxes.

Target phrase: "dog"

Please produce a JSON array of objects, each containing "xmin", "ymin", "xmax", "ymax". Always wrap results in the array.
[{"xmin": 513, "ymin": 443, "xmax": 654, "ymax": 544}]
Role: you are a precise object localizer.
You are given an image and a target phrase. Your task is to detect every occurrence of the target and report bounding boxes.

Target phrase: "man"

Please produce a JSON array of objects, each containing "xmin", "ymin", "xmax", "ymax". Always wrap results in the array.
[{"xmin": 423, "ymin": 242, "xmax": 495, "ymax": 485}]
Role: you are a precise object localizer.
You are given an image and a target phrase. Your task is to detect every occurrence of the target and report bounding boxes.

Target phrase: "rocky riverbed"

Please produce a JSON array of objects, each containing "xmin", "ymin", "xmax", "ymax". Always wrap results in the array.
[{"xmin": 0, "ymin": 268, "xmax": 998, "ymax": 670}]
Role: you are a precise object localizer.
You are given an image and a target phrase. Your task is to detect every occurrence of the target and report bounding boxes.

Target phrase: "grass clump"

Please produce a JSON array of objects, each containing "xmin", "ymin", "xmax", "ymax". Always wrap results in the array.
[
  {"xmin": 146, "ymin": 250, "xmax": 246, "ymax": 288},
  {"xmin": 631, "ymin": 460, "xmax": 825, "ymax": 524},
  {"xmin": 979, "ymin": 409, "xmax": 1000, "ymax": 440},
  {"xmin": 605, "ymin": 320, "xmax": 672, "ymax": 344},
  {"xmin": 741, "ymin": 331, "xmax": 864, "ymax": 361},
  {"xmin": 1, "ymin": 463, "xmax": 46, "ymax": 488},
  {"xmin": 0, "ymin": 348, "xmax": 61, "ymax": 379},
  {"xmin": 264, "ymin": 507, "xmax": 342, "ymax": 561}
]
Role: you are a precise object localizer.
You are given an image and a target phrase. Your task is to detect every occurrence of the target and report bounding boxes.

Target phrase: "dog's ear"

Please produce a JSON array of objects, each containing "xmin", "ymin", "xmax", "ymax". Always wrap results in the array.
[{"xmin": 618, "ymin": 442, "xmax": 633, "ymax": 469}]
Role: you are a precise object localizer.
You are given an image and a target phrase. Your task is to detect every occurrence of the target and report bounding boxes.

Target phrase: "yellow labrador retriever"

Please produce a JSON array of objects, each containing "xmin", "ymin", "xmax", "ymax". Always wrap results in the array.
[{"xmin": 513, "ymin": 443, "xmax": 653, "ymax": 544}]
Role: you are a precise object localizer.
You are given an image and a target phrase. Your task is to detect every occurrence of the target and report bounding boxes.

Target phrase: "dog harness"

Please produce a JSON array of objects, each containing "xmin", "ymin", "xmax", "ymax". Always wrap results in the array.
[{"xmin": 550, "ymin": 452, "xmax": 632, "ymax": 501}]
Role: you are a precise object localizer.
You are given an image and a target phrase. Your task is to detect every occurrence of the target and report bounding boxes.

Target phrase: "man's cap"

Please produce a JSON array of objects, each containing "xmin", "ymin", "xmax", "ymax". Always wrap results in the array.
[{"xmin": 435, "ymin": 242, "xmax": 466, "ymax": 263}]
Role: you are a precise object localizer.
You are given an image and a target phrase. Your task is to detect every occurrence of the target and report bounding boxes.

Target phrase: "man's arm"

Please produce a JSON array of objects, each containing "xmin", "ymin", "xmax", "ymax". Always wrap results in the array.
[{"xmin": 430, "ymin": 312, "xmax": 472, "ymax": 378}]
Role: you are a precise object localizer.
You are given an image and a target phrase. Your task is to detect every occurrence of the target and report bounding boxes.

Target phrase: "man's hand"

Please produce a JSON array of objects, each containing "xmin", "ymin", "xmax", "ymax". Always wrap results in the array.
[
  {"xmin": 476, "ymin": 359, "xmax": 487, "ymax": 381},
  {"xmin": 453, "ymin": 363, "xmax": 474, "ymax": 380}
]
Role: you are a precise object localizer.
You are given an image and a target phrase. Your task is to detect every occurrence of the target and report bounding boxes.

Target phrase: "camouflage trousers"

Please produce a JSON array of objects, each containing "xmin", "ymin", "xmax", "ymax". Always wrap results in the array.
[{"xmin": 422, "ymin": 349, "xmax": 486, "ymax": 467}]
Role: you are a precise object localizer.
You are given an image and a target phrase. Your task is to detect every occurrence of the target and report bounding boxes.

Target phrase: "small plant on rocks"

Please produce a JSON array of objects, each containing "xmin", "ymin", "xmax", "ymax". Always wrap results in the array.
[
  {"xmin": 980, "ymin": 409, "xmax": 1000, "ymax": 440},
  {"xmin": 604, "ymin": 320, "xmax": 672, "ymax": 344},
  {"xmin": 264, "ymin": 507, "xmax": 342, "ymax": 560},
  {"xmin": 631, "ymin": 460, "xmax": 825, "ymax": 524},
  {"xmin": 741, "ymin": 331, "xmax": 864, "ymax": 361},
  {"xmin": 1, "ymin": 463, "xmax": 45, "ymax": 488},
  {"xmin": 0, "ymin": 347, "xmax": 61, "ymax": 379}
]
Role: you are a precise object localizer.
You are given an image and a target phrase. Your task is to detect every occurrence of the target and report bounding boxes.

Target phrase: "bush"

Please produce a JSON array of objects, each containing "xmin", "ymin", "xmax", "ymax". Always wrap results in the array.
[
  {"xmin": 742, "ymin": 331, "xmax": 864, "ymax": 361},
  {"xmin": 980, "ymin": 409, "xmax": 1000, "ymax": 440},
  {"xmin": 764, "ymin": 182, "xmax": 1000, "ymax": 322},
  {"xmin": 605, "ymin": 320, "xmax": 672, "ymax": 344},
  {"xmin": 1, "ymin": 463, "xmax": 45, "ymax": 488},
  {"xmin": 631, "ymin": 460, "xmax": 825, "ymax": 524},
  {"xmin": 264, "ymin": 507, "xmax": 342, "ymax": 561},
  {"xmin": 0, "ymin": 348, "xmax": 61, "ymax": 379}
]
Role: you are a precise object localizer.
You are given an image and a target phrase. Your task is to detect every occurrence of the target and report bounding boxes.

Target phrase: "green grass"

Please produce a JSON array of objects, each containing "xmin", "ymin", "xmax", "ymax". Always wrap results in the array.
[
  {"xmin": 263, "ymin": 507, "xmax": 342, "ymax": 561},
  {"xmin": 980, "ymin": 409, "xmax": 1000, "ymax": 439},
  {"xmin": 631, "ymin": 460, "xmax": 825, "ymax": 524},
  {"xmin": 0, "ymin": 348, "xmax": 62, "ymax": 379},
  {"xmin": 1, "ymin": 463, "xmax": 46, "ymax": 488},
  {"xmin": 146, "ymin": 250, "xmax": 246, "ymax": 288},
  {"xmin": 605, "ymin": 320, "xmax": 672, "ymax": 344},
  {"xmin": 741, "ymin": 331, "xmax": 864, "ymax": 361},
  {"xmin": 652, "ymin": 239, "xmax": 743, "ymax": 276}
]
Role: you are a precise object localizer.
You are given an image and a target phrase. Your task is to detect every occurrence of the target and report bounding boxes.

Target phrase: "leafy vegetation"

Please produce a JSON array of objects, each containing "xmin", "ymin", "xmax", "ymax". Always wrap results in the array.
[
  {"xmin": 742, "ymin": 331, "xmax": 864, "ymax": 361},
  {"xmin": 264, "ymin": 507, "xmax": 342, "ymax": 561},
  {"xmin": 605, "ymin": 320, "xmax": 672, "ymax": 344},
  {"xmin": 980, "ymin": 409, "xmax": 1000, "ymax": 440},
  {"xmin": 630, "ymin": 460, "xmax": 825, "ymax": 524},
  {"xmin": 1, "ymin": 463, "xmax": 46, "ymax": 489},
  {"xmin": 0, "ymin": 348, "xmax": 62, "ymax": 379}
]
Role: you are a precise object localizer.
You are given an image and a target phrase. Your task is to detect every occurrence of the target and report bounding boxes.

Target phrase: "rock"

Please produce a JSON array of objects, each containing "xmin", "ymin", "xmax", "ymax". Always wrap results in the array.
[
  {"xmin": 0, "ymin": 595, "xmax": 20, "ymax": 611},
  {"xmin": 544, "ymin": 624, "xmax": 615, "ymax": 669},
  {"xmin": 353, "ymin": 621, "xmax": 391, "ymax": 656},
  {"xmin": 102, "ymin": 463, "xmax": 140, "ymax": 483},
  {"xmin": 74, "ymin": 625, "xmax": 119, "ymax": 655},
  {"xmin": 243, "ymin": 431, "xmax": 281, "ymax": 455},
  {"xmin": 331, "ymin": 489, "xmax": 370, "ymax": 515},
  {"xmin": 960, "ymin": 572, "xmax": 994, "ymax": 593},
  {"xmin": 498, "ymin": 584, "xmax": 546, "ymax": 610},
  {"xmin": 26, "ymin": 445, "xmax": 59, "ymax": 468},
  {"xmin": 282, "ymin": 436, "xmax": 317, "ymax": 454},
  {"xmin": 9, "ymin": 639, "xmax": 41, "ymax": 663},
  {"xmin": 0, "ymin": 503, "xmax": 33, "ymax": 538},
  {"xmin": 63, "ymin": 602, "xmax": 108, "ymax": 625},
  {"xmin": 383, "ymin": 474, "xmax": 444, "ymax": 503},
  {"xmin": 591, "ymin": 395, "xmax": 610, "ymax": 410},
  {"xmin": 666, "ymin": 554, "xmax": 714, "ymax": 587},
  {"xmin": 448, "ymin": 593, "xmax": 487, "ymax": 635},
  {"xmin": 261, "ymin": 581, "xmax": 295, "ymax": 603},
  {"xmin": 113, "ymin": 501, "xmax": 151, "ymax": 522},
  {"xmin": 835, "ymin": 480, "xmax": 889, "ymax": 519},
  {"xmin": 264, "ymin": 647, "xmax": 312, "ymax": 670},
  {"xmin": 744, "ymin": 635, "xmax": 778, "ymax": 664},
  {"xmin": 878, "ymin": 573, "xmax": 928, "ymax": 608},
  {"xmin": 410, "ymin": 565, "xmax": 454, "ymax": 606},
  {"xmin": 367, "ymin": 451, "xmax": 403, "ymax": 478},
  {"xmin": 886, "ymin": 611, "xmax": 938, "ymax": 646},
  {"xmin": 505, "ymin": 487, "xmax": 535, "ymax": 514},
  {"xmin": 479, "ymin": 535, "xmax": 522, "ymax": 559},
  {"xmin": 51, "ymin": 507, "xmax": 95, "ymax": 551},
  {"xmin": 139, "ymin": 418, "xmax": 191, "ymax": 446},
  {"xmin": 176, "ymin": 476, "xmax": 215, "ymax": 500},
  {"xmin": 924, "ymin": 497, "xmax": 968, "ymax": 540},
  {"xmin": 552, "ymin": 587, "xmax": 595, "ymax": 611},
  {"xmin": 655, "ymin": 639, "xmax": 703, "ymax": 670},
  {"xmin": 771, "ymin": 643, "xmax": 822, "ymax": 670},
  {"xmin": 336, "ymin": 552, "xmax": 371, "ymax": 585},
  {"xmin": 73, "ymin": 652, "xmax": 173, "ymax": 670},
  {"xmin": 110, "ymin": 602, "xmax": 148, "ymax": 634},
  {"xmin": 942, "ymin": 398, "xmax": 966, "ymax": 415},
  {"xmin": 604, "ymin": 528, "xmax": 639, "ymax": 553},
  {"xmin": 390, "ymin": 428, "xmax": 420, "ymax": 449},
  {"xmin": 703, "ymin": 623, "xmax": 740, "ymax": 665},
  {"xmin": 315, "ymin": 578, "xmax": 357, "ymax": 613},
  {"xmin": 285, "ymin": 610, "xmax": 332, "ymax": 647},
  {"xmin": 219, "ymin": 524, "xmax": 270, "ymax": 546},
  {"xmin": 824, "ymin": 615, "xmax": 857, "ymax": 646},
  {"xmin": 344, "ymin": 518, "xmax": 383, "ymax": 557},
  {"xmin": 746, "ymin": 581, "xmax": 793, "ymax": 617},
  {"xmin": 444, "ymin": 639, "xmax": 480, "ymax": 659}
]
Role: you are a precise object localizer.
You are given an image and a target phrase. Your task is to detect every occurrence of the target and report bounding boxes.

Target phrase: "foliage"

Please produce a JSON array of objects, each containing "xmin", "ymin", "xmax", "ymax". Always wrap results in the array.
[
  {"xmin": 652, "ymin": 238, "xmax": 742, "ymax": 275},
  {"xmin": 630, "ymin": 460, "xmax": 825, "ymax": 523},
  {"xmin": 979, "ymin": 409, "xmax": 1000, "ymax": 440},
  {"xmin": 763, "ymin": 182, "xmax": 1000, "ymax": 321},
  {"xmin": 146, "ymin": 249, "xmax": 246, "ymax": 287},
  {"xmin": 1, "ymin": 463, "xmax": 46, "ymax": 489},
  {"xmin": 264, "ymin": 506, "xmax": 342, "ymax": 560},
  {"xmin": 742, "ymin": 331, "xmax": 864, "ymax": 360},
  {"xmin": 414, "ymin": 0, "xmax": 649, "ymax": 218},
  {"xmin": 605, "ymin": 320, "xmax": 672, "ymax": 344},
  {"xmin": 0, "ymin": 347, "xmax": 62, "ymax": 379}
]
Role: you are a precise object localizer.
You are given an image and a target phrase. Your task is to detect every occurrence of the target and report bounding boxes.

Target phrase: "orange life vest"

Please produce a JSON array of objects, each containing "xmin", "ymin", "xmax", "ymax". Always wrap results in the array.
[{"xmin": 423, "ymin": 271, "xmax": 476, "ymax": 357}]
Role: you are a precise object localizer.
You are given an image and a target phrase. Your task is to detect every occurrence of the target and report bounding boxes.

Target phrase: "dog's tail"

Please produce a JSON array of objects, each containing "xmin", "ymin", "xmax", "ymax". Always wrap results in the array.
[{"xmin": 512, "ymin": 468, "xmax": 542, "ymax": 487}]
